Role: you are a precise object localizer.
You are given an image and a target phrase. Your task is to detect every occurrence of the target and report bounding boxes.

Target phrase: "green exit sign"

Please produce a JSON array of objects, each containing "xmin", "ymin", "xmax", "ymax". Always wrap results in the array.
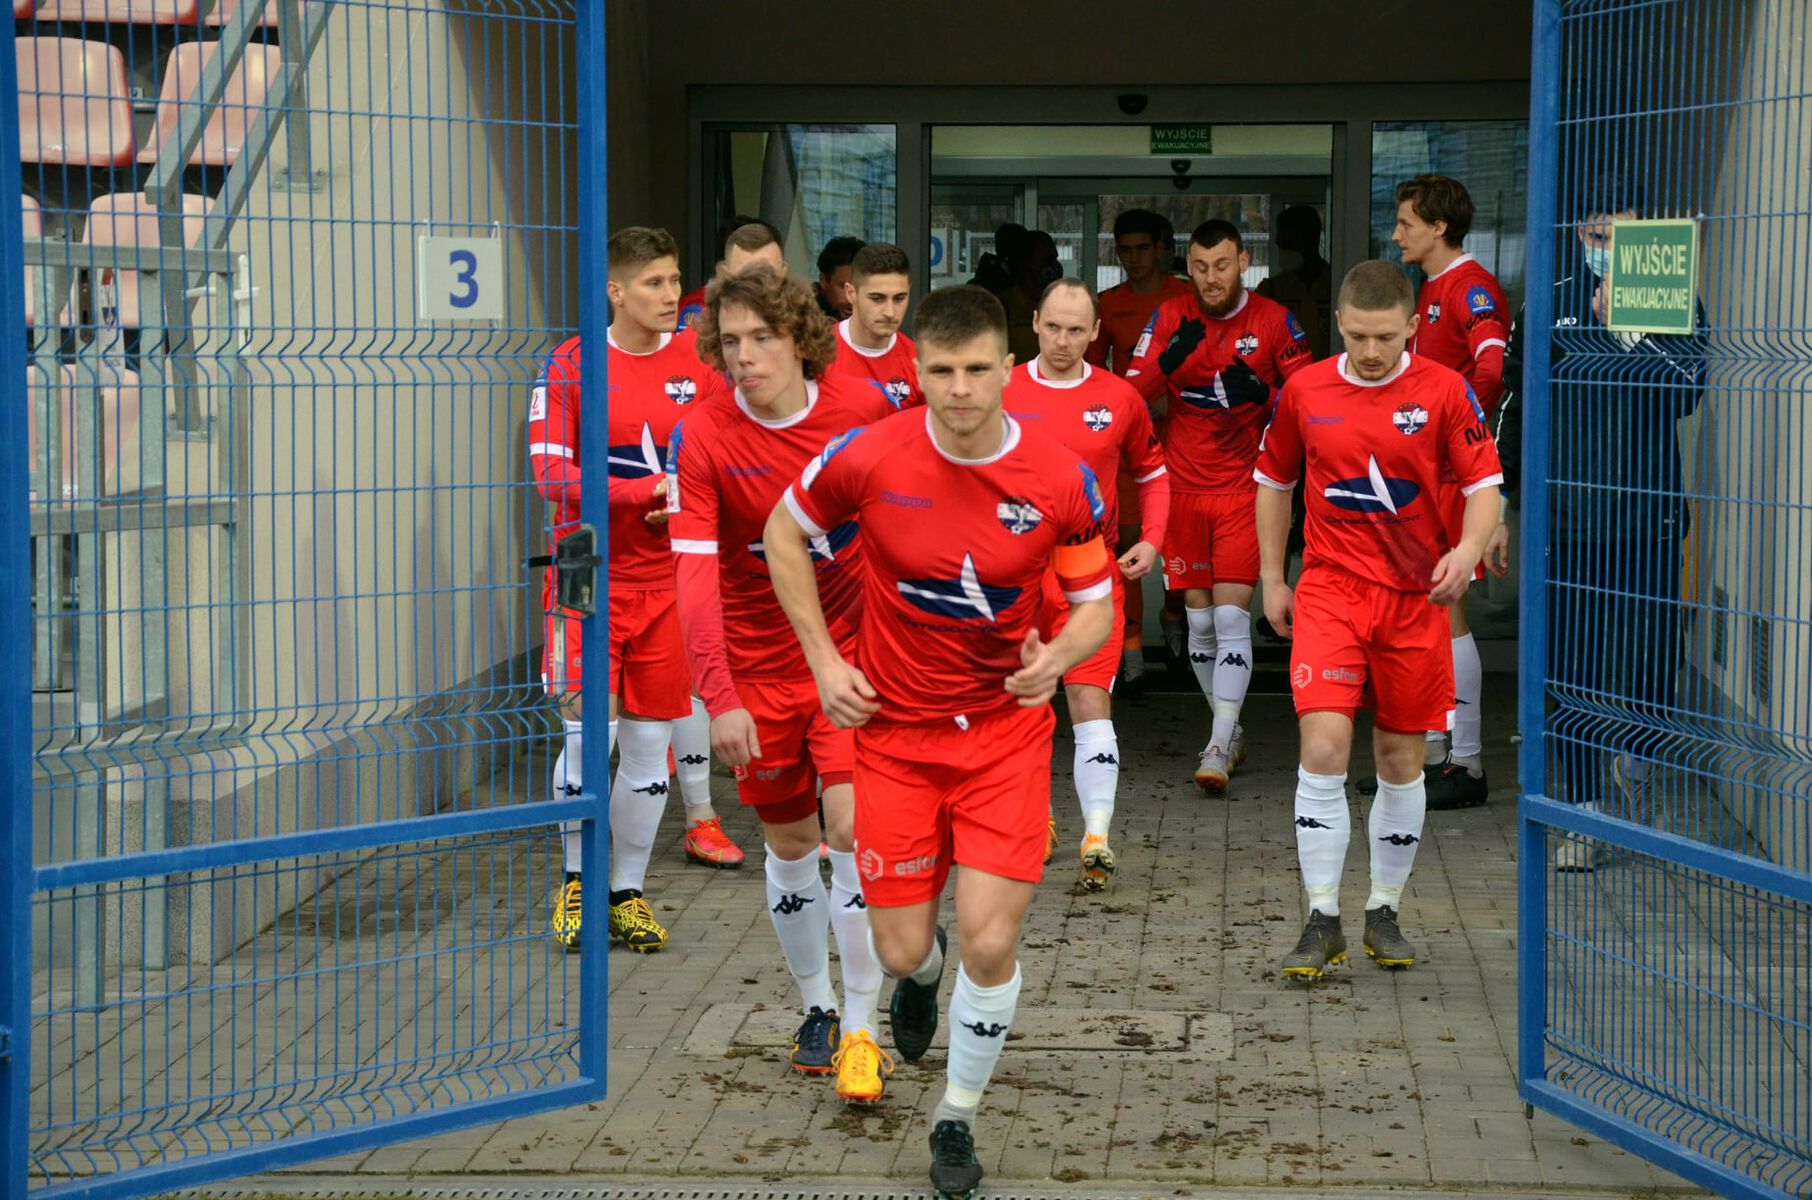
[
  {"xmin": 1605, "ymin": 218, "xmax": 1698, "ymax": 335},
  {"xmin": 1150, "ymin": 124, "xmax": 1213, "ymax": 155}
]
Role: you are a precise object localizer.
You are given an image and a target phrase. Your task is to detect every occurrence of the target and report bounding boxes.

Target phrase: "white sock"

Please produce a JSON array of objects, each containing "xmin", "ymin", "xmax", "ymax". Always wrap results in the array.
[
  {"xmin": 1449, "ymin": 633, "xmax": 1483, "ymax": 767},
  {"xmin": 890, "ymin": 929, "xmax": 944, "ymax": 985},
  {"xmin": 1367, "ymin": 774, "xmax": 1427, "ymax": 910},
  {"xmin": 1072, "ymin": 719, "xmax": 1118, "ymax": 839},
  {"xmin": 672, "ymin": 696, "xmax": 716, "ymax": 822},
  {"xmin": 1209, "ymin": 604, "xmax": 1253, "ymax": 750},
  {"xmin": 1425, "ymin": 728, "xmax": 1447, "ymax": 759},
  {"xmin": 556, "ymin": 718, "xmax": 585, "ymax": 874},
  {"xmin": 826, "ymin": 849, "xmax": 880, "ymax": 1038},
  {"xmin": 765, "ymin": 844, "xmax": 836, "ymax": 1015},
  {"xmin": 1185, "ymin": 605, "xmax": 1217, "ymax": 702},
  {"xmin": 608, "ymin": 717, "xmax": 672, "ymax": 893},
  {"xmin": 1293, "ymin": 767, "xmax": 1350, "ymax": 917},
  {"xmin": 935, "ymin": 963, "xmax": 1021, "ymax": 1124}
]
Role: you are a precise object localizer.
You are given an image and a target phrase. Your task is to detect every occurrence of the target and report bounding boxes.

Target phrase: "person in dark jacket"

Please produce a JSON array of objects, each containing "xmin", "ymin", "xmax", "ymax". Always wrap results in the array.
[{"xmin": 1498, "ymin": 174, "xmax": 1709, "ymax": 870}]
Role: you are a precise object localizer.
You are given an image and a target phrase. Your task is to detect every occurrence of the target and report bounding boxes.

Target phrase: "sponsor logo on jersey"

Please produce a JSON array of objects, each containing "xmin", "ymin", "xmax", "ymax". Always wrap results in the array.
[
  {"xmin": 858, "ymin": 848, "xmax": 884, "ymax": 881},
  {"xmin": 1079, "ymin": 462, "xmax": 1106, "ymax": 521},
  {"xmin": 607, "ymin": 422, "xmax": 665, "ymax": 479},
  {"xmin": 897, "ymin": 552, "xmax": 1022, "ymax": 622},
  {"xmin": 1167, "ymin": 555, "xmax": 1187, "ymax": 576},
  {"xmin": 800, "ymin": 427, "xmax": 866, "ymax": 489},
  {"xmin": 1466, "ymin": 285, "xmax": 1496, "ymax": 316},
  {"xmin": 664, "ymin": 375, "xmax": 699, "ymax": 404},
  {"xmin": 724, "ymin": 463, "xmax": 773, "ymax": 477},
  {"xmin": 1463, "ymin": 383, "xmax": 1487, "ymax": 422},
  {"xmin": 1292, "ymin": 662, "xmax": 1313, "ymax": 689},
  {"xmin": 1283, "ymin": 310, "xmax": 1308, "ymax": 344},
  {"xmin": 1392, "ymin": 403, "xmax": 1429, "ymax": 436},
  {"xmin": 1309, "ymin": 414, "xmax": 1345, "ymax": 426},
  {"xmin": 1426, "ymin": 302, "xmax": 1442, "ymax": 325},
  {"xmin": 1132, "ymin": 314, "xmax": 1156, "ymax": 358},
  {"xmin": 1324, "ymin": 455, "xmax": 1420, "ymax": 515},
  {"xmin": 1083, "ymin": 404, "xmax": 1114, "ymax": 432},
  {"xmin": 1235, "ymin": 333, "xmax": 1259, "ymax": 357},
  {"xmin": 747, "ymin": 519, "xmax": 859, "ymax": 564},
  {"xmin": 1322, "ymin": 666, "xmax": 1361, "ymax": 683},
  {"xmin": 881, "ymin": 488, "xmax": 933, "ymax": 510},
  {"xmin": 529, "ymin": 384, "xmax": 547, "ymax": 422},
  {"xmin": 997, "ymin": 496, "xmax": 1044, "ymax": 534},
  {"xmin": 892, "ymin": 852, "xmax": 939, "ymax": 877}
]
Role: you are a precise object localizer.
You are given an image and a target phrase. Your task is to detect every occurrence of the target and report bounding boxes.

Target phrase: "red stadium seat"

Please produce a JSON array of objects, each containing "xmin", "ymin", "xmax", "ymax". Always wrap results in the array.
[
  {"xmin": 35, "ymin": 0, "xmax": 200, "ymax": 23},
  {"xmin": 14, "ymin": 0, "xmax": 33, "ymax": 18},
  {"xmin": 137, "ymin": 42, "xmax": 282, "ymax": 168},
  {"xmin": 81, "ymin": 192, "xmax": 211, "ymax": 329},
  {"xmin": 203, "ymin": 0, "xmax": 305, "ymax": 27},
  {"xmin": 16, "ymin": 38, "xmax": 136, "ymax": 168},
  {"xmin": 27, "ymin": 363, "xmax": 143, "ymax": 502},
  {"xmin": 23, "ymin": 196, "xmax": 42, "ymax": 327}
]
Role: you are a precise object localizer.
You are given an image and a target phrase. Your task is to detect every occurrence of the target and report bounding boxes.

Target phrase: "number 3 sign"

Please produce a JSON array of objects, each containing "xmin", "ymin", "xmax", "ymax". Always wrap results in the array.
[{"xmin": 418, "ymin": 235, "xmax": 504, "ymax": 321}]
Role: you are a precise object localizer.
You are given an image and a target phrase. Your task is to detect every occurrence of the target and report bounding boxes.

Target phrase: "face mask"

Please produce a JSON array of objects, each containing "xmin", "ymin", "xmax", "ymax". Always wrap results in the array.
[{"xmin": 1583, "ymin": 243, "xmax": 1611, "ymax": 278}]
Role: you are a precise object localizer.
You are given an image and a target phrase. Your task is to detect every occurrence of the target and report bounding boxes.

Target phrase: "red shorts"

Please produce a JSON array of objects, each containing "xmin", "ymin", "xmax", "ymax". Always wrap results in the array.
[
  {"xmin": 1288, "ymin": 566, "xmax": 1452, "ymax": 735},
  {"xmin": 1163, "ymin": 490, "xmax": 1259, "ymax": 591},
  {"xmin": 542, "ymin": 582, "xmax": 692, "ymax": 720},
  {"xmin": 852, "ymin": 704, "xmax": 1055, "ymax": 907},
  {"xmin": 1439, "ymin": 481, "xmax": 1486, "ymax": 583},
  {"xmin": 1039, "ymin": 570, "xmax": 1125, "ymax": 690},
  {"xmin": 730, "ymin": 674, "xmax": 854, "ymax": 826}
]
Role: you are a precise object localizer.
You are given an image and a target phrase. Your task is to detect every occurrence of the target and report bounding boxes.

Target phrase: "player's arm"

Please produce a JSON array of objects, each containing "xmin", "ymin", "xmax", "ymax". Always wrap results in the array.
[
  {"xmin": 1253, "ymin": 387, "xmax": 1305, "ymax": 635},
  {"xmin": 1006, "ymin": 470, "xmax": 1115, "ymax": 706},
  {"xmin": 764, "ymin": 499, "xmax": 881, "ymax": 728},
  {"xmin": 1118, "ymin": 395, "xmax": 1168, "ymax": 579},
  {"xmin": 1463, "ymin": 289, "xmax": 1510, "ymax": 416},
  {"xmin": 528, "ymin": 353, "xmax": 583, "ymax": 509},
  {"xmin": 1429, "ymin": 384, "xmax": 1506, "ymax": 605},
  {"xmin": 1123, "ymin": 305, "xmax": 1196, "ymax": 408}
]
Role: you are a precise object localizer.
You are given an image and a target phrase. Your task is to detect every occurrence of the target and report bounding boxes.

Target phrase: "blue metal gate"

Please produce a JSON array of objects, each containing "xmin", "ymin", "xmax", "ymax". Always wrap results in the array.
[
  {"xmin": 1519, "ymin": 2, "xmax": 1811, "ymax": 1197},
  {"xmin": 1, "ymin": 4, "xmax": 609, "ymax": 1198}
]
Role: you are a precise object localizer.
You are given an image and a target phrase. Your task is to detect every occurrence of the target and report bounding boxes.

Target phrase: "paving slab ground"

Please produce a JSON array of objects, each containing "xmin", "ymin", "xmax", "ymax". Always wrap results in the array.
[{"xmin": 243, "ymin": 669, "xmax": 1703, "ymax": 1196}]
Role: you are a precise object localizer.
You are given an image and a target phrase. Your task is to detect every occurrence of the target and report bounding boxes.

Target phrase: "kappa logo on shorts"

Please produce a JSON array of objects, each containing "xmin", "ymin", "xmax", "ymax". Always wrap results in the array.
[
  {"xmin": 664, "ymin": 375, "xmax": 699, "ymax": 404},
  {"xmin": 1082, "ymin": 404, "xmax": 1114, "ymax": 432},
  {"xmin": 858, "ymin": 848, "xmax": 884, "ymax": 881},
  {"xmin": 1292, "ymin": 662, "xmax": 1313, "ymax": 689},
  {"xmin": 997, "ymin": 496, "xmax": 1044, "ymax": 534},
  {"xmin": 1393, "ymin": 402, "xmax": 1429, "ymax": 436}
]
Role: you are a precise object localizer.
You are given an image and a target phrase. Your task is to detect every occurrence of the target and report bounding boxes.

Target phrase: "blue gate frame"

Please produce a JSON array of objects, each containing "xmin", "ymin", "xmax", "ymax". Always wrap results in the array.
[
  {"xmin": 0, "ymin": 4, "xmax": 611, "ymax": 1198},
  {"xmin": 1518, "ymin": 3, "xmax": 1812, "ymax": 1198}
]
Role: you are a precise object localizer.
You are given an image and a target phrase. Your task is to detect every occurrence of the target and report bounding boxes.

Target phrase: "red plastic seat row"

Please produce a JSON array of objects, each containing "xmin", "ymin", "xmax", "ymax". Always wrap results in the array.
[{"xmin": 16, "ymin": 0, "xmax": 297, "ymax": 23}]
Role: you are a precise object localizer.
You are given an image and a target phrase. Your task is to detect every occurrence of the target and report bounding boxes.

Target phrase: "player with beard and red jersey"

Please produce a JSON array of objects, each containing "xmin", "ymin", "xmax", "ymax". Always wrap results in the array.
[
  {"xmin": 668, "ymin": 265, "xmax": 897, "ymax": 1105},
  {"xmin": 823, "ymin": 242, "xmax": 923, "ymax": 411},
  {"xmin": 1125, "ymin": 219, "xmax": 1314, "ymax": 794},
  {"xmin": 530, "ymin": 226, "xmax": 739, "ymax": 957},
  {"xmin": 1387, "ymin": 174, "xmax": 1513, "ymax": 809},
  {"xmin": 765, "ymin": 286, "xmax": 1113, "ymax": 1200},
  {"xmin": 1003, "ymin": 278, "xmax": 1167, "ymax": 890},
  {"xmin": 1254, "ymin": 261, "xmax": 1502, "ymax": 982}
]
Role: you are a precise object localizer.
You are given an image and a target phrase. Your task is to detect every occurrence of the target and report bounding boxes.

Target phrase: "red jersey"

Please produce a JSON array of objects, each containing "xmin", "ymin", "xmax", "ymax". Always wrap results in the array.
[
  {"xmin": 784, "ymin": 409, "xmax": 1114, "ymax": 726},
  {"xmin": 528, "ymin": 328, "xmax": 724, "ymax": 591},
  {"xmin": 676, "ymin": 285, "xmax": 708, "ymax": 332},
  {"xmin": 1002, "ymin": 357, "xmax": 1169, "ymax": 543},
  {"xmin": 1125, "ymin": 289, "xmax": 1313, "ymax": 495},
  {"xmin": 1086, "ymin": 275, "xmax": 1194, "ymax": 374},
  {"xmin": 1411, "ymin": 253, "xmax": 1509, "ymax": 417},
  {"xmin": 668, "ymin": 376, "xmax": 892, "ymax": 713},
  {"xmin": 822, "ymin": 319, "xmax": 923, "ymax": 410},
  {"xmin": 1254, "ymin": 353, "xmax": 1504, "ymax": 593}
]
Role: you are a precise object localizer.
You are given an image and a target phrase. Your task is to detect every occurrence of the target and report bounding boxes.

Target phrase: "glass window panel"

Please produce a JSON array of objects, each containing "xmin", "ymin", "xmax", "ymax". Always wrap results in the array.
[
  {"xmin": 1371, "ymin": 119, "xmax": 1530, "ymax": 309},
  {"xmin": 708, "ymin": 124, "xmax": 896, "ymax": 278},
  {"xmin": 1096, "ymin": 194, "xmax": 1275, "ymax": 292}
]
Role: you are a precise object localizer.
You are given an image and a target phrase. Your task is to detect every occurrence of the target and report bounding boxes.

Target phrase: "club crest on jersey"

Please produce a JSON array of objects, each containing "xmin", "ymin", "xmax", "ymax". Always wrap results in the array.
[
  {"xmin": 1235, "ymin": 333, "xmax": 1259, "ymax": 357},
  {"xmin": 664, "ymin": 375, "xmax": 699, "ymax": 405},
  {"xmin": 898, "ymin": 552, "xmax": 1022, "ymax": 622},
  {"xmin": 997, "ymin": 496, "xmax": 1044, "ymax": 534},
  {"xmin": 1325, "ymin": 454, "xmax": 1420, "ymax": 515},
  {"xmin": 1425, "ymin": 302, "xmax": 1442, "ymax": 325},
  {"xmin": 1083, "ymin": 404, "xmax": 1114, "ymax": 432},
  {"xmin": 1392, "ymin": 402, "xmax": 1429, "ymax": 436},
  {"xmin": 886, "ymin": 376, "xmax": 912, "ymax": 407},
  {"xmin": 1466, "ymin": 285, "xmax": 1496, "ymax": 315}
]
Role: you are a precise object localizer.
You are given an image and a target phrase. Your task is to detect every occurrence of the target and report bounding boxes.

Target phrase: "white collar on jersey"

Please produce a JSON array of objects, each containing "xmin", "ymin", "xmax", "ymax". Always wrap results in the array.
[
  {"xmin": 735, "ymin": 378, "xmax": 820, "ymax": 428},
  {"xmin": 838, "ymin": 317, "xmax": 898, "ymax": 357},
  {"xmin": 925, "ymin": 410, "xmax": 1021, "ymax": 465},
  {"xmin": 1425, "ymin": 252, "xmax": 1477, "ymax": 282},
  {"xmin": 1028, "ymin": 356, "xmax": 1092, "ymax": 389},
  {"xmin": 605, "ymin": 328, "xmax": 675, "ymax": 355},
  {"xmin": 1337, "ymin": 351, "xmax": 1411, "ymax": 388}
]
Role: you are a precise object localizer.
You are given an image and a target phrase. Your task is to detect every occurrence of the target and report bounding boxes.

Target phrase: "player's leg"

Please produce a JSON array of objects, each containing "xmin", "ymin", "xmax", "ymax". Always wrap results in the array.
[
  {"xmin": 1066, "ymin": 682, "xmax": 1119, "ymax": 891},
  {"xmin": 762, "ymin": 808, "xmax": 842, "ymax": 1075},
  {"xmin": 674, "ymin": 694, "xmax": 743, "ymax": 867},
  {"xmin": 1201, "ymin": 576, "xmax": 1257, "ymax": 790},
  {"xmin": 547, "ymin": 596, "xmax": 600, "ymax": 952},
  {"xmin": 606, "ymin": 705, "xmax": 674, "ymax": 953},
  {"xmin": 1423, "ymin": 596, "xmax": 1489, "ymax": 810}
]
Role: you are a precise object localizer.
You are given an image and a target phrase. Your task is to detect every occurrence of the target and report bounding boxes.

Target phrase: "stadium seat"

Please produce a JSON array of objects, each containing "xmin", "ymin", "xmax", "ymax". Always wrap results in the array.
[
  {"xmin": 137, "ymin": 43, "xmax": 283, "ymax": 168},
  {"xmin": 14, "ymin": 0, "xmax": 33, "ymax": 18},
  {"xmin": 28, "ymin": 362, "xmax": 143, "ymax": 502},
  {"xmin": 203, "ymin": 0, "xmax": 305, "ymax": 27},
  {"xmin": 16, "ymin": 38, "xmax": 136, "ymax": 168},
  {"xmin": 34, "ymin": 0, "xmax": 200, "ymax": 23},
  {"xmin": 80, "ymin": 192, "xmax": 211, "ymax": 329},
  {"xmin": 23, "ymin": 196, "xmax": 42, "ymax": 327}
]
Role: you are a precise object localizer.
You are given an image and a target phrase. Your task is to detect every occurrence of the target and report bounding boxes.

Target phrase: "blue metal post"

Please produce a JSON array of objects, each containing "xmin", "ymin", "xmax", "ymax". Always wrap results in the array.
[
  {"xmin": 1516, "ymin": 0, "xmax": 1561, "ymax": 1105},
  {"xmin": 0, "ymin": 18, "xmax": 30, "ymax": 1200},
  {"xmin": 575, "ymin": 0, "xmax": 610, "ymax": 1092}
]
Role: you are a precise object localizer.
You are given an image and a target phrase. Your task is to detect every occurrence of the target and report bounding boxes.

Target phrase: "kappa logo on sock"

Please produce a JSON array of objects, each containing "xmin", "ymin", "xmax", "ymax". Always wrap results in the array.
[
  {"xmin": 771, "ymin": 892, "xmax": 815, "ymax": 916},
  {"xmin": 1379, "ymin": 833, "xmax": 1421, "ymax": 846},
  {"xmin": 842, "ymin": 893, "xmax": 867, "ymax": 910},
  {"xmin": 559, "ymin": 782, "xmax": 583, "ymax": 798},
  {"xmin": 1219, "ymin": 652, "xmax": 1250, "ymax": 669},
  {"xmin": 1085, "ymin": 751, "xmax": 1119, "ymax": 766},
  {"xmin": 858, "ymin": 848, "xmax": 885, "ymax": 881},
  {"xmin": 1295, "ymin": 816, "xmax": 1333, "ymax": 829},
  {"xmin": 1190, "ymin": 652, "xmax": 1212, "ymax": 664},
  {"xmin": 960, "ymin": 1020, "xmax": 1010, "ymax": 1039},
  {"xmin": 631, "ymin": 781, "xmax": 668, "ymax": 797},
  {"xmin": 678, "ymin": 753, "xmax": 708, "ymax": 764}
]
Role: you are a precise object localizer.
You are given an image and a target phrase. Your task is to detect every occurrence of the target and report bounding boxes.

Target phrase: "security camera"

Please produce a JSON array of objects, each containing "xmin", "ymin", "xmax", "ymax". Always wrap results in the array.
[
  {"xmin": 1170, "ymin": 159, "xmax": 1190, "ymax": 174},
  {"xmin": 1117, "ymin": 92, "xmax": 1149, "ymax": 116},
  {"xmin": 1172, "ymin": 175, "xmax": 1192, "ymax": 191}
]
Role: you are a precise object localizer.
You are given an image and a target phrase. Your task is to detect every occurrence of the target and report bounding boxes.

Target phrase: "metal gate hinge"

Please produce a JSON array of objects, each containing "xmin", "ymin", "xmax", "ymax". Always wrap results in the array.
[{"xmin": 525, "ymin": 524, "xmax": 602, "ymax": 617}]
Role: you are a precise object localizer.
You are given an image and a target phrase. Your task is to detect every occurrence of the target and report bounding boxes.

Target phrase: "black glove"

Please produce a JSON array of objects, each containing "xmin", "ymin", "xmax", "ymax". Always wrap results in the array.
[
  {"xmin": 1217, "ymin": 357, "xmax": 1270, "ymax": 407},
  {"xmin": 1157, "ymin": 318, "xmax": 1207, "ymax": 375}
]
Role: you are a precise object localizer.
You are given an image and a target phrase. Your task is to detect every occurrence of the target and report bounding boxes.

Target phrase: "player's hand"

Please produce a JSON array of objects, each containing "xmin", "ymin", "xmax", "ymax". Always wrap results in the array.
[
  {"xmin": 1484, "ymin": 523, "xmax": 1511, "ymax": 577},
  {"xmin": 1118, "ymin": 540, "xmax": 1159, "ymax": 580},
  {"xmin": 1217, "ymin": 357, "xmax": 1270, "ymax": 407},
  {"xmin": 645, "ymin": 477, "xmax": 670, "ymax": 525},
  {"xmin": 1429, "ymin": 546, "xmax": 1481, "ymax": 605},
  {"xmin": 1157, "ymin": 318, "xmax": 1207, "ymax": 374},
  {"xmin": 1262, "ymin": 577, "xmax": 1294, "ymax": 639},
  {"xmin": 814, "ymin": 657, "xmax": 881, "ymax": 728},
  {"xmin": 710, "ymin": 708, "xmax": 761, "ymax": 768},
  {"xmin": 1005, "ymin": 628, "xmax": 1066, "ymax": 708}
]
